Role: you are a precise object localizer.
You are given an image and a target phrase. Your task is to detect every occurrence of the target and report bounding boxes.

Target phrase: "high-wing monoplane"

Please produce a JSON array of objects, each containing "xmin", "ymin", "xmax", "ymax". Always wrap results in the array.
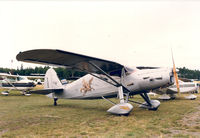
[
  {"xmin": 16, "ymin": 49, "xmax": 175, "ymax": 115},
  {"xmin": 0, "ymin": 73, "xmax": 40, "ymax": 96}
]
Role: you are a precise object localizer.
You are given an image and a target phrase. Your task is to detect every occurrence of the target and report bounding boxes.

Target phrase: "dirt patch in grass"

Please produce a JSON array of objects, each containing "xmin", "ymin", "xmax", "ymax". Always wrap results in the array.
[
  {"xmin": 166, "ymin": 101, "xmax": 200, "ymax": 137},
  {"xmin": 181, "ymin": 105, "xmax": 200, "ymax": 127}
]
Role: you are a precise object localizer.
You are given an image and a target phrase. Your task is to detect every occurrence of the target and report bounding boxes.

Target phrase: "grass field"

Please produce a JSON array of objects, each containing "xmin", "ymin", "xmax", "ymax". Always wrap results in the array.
[{"xmin": 0, "ymin": 88, "xmax": 200, "ymax": 138}]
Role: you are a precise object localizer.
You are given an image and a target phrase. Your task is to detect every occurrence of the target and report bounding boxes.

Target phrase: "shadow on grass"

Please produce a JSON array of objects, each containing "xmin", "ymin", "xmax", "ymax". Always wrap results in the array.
[{"xmin": 36, "ymin": 100, "xmax": 109, "ymax": 112}]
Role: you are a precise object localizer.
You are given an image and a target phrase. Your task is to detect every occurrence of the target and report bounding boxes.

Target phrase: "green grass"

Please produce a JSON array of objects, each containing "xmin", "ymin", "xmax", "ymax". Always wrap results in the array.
[{"xmin": 0, "ymin": 89, "xmax": 200, "ymax": 137}]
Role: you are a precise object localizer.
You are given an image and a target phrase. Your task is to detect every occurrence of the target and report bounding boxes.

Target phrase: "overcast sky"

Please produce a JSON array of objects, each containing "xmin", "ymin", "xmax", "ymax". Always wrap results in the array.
[{"xmin": 0, "ymin": 0, "xmax": 200, "ymax": 70}]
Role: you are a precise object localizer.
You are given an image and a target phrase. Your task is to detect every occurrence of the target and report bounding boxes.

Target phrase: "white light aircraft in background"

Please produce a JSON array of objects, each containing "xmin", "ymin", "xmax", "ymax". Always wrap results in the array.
[
  {"xmin": 0, "ymin": 73, "xmax": 36, "ymax": 95},
  {"xmin": 157, "ymin": 80, "xmax": 198, "ymax": 100},
  {"xmin": 16, "ymin": 49, "xmax": 175, "ymax": 115}
]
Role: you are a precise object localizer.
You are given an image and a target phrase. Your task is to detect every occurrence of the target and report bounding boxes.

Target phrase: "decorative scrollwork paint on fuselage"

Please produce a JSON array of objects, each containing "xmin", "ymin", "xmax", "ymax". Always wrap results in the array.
[{"xmin": 80, "ymin": 77, "xmax": 95, "ymax": 96}]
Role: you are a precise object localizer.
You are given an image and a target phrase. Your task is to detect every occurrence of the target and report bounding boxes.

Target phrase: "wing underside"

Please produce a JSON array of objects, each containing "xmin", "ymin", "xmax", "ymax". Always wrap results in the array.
[{"xmin": 16, "ymin": 49, "xmax": 123, "ymax": 76}]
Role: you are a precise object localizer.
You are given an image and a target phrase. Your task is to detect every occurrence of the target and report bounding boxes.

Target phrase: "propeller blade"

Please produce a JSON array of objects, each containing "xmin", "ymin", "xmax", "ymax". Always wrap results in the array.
[{"xmin": 171, "ymin": 49, "xmax": 180, "ymax": 94}]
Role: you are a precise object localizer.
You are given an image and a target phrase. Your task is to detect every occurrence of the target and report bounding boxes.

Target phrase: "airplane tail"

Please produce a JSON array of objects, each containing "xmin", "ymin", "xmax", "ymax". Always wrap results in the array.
[{"xmin": 44, "ymin": 68, "xmax": 63, "ymax": 89}]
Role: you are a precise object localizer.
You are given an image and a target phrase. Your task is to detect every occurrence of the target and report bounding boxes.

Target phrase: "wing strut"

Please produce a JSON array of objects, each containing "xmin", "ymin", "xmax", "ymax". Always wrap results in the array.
[
  {"xmin": 4, "ymin": 79, "xmax": 20, "ymax": 91},
  {"xmin": 88, "ymin": 61, "xmax": 131, "ymax": 93},
  {"xmin": 88, "ymin": 61, "xmax": 120, "ymax": 86},
  {"xmin": 89, "ymin": 73, "xmax": 119, "ymax": 87}
]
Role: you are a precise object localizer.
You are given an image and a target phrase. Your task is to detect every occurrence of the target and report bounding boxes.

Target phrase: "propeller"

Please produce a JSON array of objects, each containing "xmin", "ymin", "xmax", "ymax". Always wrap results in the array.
[{"xmin": 171, "ymin": 49, "xmax": 180, "ymax": 95}]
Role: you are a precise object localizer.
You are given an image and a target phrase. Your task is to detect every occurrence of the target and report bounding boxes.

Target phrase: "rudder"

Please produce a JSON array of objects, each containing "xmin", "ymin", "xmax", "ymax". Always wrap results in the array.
[{"xmin": 44, "ymin": 68, "xmax": 63, "ymax": 89}]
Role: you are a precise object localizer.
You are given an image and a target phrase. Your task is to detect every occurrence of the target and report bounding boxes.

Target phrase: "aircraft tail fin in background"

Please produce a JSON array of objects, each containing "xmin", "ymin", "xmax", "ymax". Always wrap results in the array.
[{"xmin": 44, "ymin": 68, "xmax": 63, "ymax": 89}]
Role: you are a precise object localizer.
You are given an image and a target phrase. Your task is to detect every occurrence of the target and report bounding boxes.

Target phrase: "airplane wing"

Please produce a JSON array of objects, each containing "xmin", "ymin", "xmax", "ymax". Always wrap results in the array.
[
  {"xmin": 0, "ymin": 73, "xmax": 44, "ymax": 80},
  {"xmin": 16, "ymin": 49, "xmax": 123, "ymax": 76},
  {"xmin": 0, "ymin": 73, "xmax": 18, "ymax": 80}
]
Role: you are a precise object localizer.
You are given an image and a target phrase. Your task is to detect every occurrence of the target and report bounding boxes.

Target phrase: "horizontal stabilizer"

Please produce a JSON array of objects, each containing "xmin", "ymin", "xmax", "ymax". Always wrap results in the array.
[{"xmin": 30, "ymin": 88, "xmax": 63, "ymax": 95}]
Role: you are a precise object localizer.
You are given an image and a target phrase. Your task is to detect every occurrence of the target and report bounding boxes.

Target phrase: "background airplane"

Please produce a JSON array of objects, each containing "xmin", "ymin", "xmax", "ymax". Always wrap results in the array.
[
  {"xmin": 156, "ymin": 80, "xmax": 198, "ymax": 100},
  {"xmin": 0, "ymin": 73, "xmax": 43, "ymax": 96},
  {"xmin": 16, "ymin": 49, "xmax": 175, "ymax": 115}
]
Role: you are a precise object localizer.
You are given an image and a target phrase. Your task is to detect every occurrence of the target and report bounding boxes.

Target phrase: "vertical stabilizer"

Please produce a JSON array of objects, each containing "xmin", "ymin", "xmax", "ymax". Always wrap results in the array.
[{"xmin": 44, "ymin": 68, "xmax": 63, "ymax": 89}]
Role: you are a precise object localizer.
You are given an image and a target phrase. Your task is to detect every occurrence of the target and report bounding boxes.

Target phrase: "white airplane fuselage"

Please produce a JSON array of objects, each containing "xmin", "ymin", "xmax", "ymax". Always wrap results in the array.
[{"xmin": 47, "ymin": 67, "xmax": 174, "ymax": 99}]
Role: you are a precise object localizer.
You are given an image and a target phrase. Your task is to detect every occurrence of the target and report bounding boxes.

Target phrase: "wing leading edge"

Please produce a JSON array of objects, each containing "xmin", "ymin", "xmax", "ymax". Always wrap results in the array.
[{"xmin": 16, "ymin": 49, "xmax": 123, "ymax": 76}]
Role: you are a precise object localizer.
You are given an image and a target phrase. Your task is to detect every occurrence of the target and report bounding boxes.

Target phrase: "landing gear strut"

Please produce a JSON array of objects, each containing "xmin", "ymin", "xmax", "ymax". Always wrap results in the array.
[
  {"xmin": 106, "ymin": 86, "xmax": 133, "ymax": 115},
  {"xmin": 54, "ymin": 98, "xmax": 58, "ymax": 106},
  {"xmin": 139, "ymin": 93, "xmax": 160, "ymax": 110}
]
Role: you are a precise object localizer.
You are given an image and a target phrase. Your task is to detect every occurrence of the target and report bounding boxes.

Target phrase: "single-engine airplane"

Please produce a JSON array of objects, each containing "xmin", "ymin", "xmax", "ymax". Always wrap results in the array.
[
  {"xmin": 0, "ymin": 73, "xmax": 36, "ymax": 96},
  {"xmin": 16, "ymin": 49, "xmax": 175, "ymax": 115}
]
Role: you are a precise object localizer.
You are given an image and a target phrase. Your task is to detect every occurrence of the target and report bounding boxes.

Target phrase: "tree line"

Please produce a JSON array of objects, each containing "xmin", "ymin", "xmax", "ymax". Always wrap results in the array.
[
  {"xmin": 0, "ymin": 65, "xmax": 86, "ymax": 80},
  {"xmin": 178, "ymin": 67, "xmax": 200, "ymax": 80},
  {"xmin": 0, "ymin": 66, "xmax": 200, "ymax": 80}
]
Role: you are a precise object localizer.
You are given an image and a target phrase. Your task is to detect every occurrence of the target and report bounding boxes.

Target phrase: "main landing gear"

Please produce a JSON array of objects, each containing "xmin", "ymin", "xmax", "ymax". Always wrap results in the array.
[
  {"xmin": 106, "ymin": 86, "xmax": 133, "ymax": 115},
  {"xmin": 139, "ymin": 93, "xmax": 160, "ymax": 110},
  {"xmin": 54, "ymin": 98, "xmax": 58, "ymax": 106},
  {"xmin": 128, "ymin": 92, "xmax": 160, "ymax": 111}
]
